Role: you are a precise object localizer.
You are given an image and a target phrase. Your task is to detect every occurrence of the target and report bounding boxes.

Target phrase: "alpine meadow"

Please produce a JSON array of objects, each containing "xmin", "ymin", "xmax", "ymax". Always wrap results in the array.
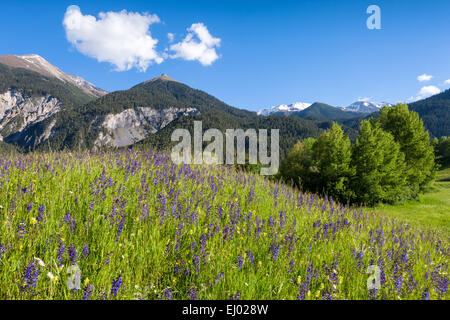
[{"xmin": 0, "ymin": 1, "xmax": 449, "ymax": 304}]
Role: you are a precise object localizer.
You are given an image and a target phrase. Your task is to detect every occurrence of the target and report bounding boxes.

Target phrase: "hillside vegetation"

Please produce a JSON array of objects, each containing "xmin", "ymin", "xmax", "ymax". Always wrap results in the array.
[
  {"xmin": 0, "ymin": 149, "xmax": 448, "ymax": 300},
  {"xmin": 0, "ymin": 64, "xmax": 94, "ymax": 108},
  {"xmin": 366, "ymin": 166, "xmax": 450, "ymax": 239},
  {"xmin": 279, "ymin": 104, "xmax": 436, "ymax": 206}
]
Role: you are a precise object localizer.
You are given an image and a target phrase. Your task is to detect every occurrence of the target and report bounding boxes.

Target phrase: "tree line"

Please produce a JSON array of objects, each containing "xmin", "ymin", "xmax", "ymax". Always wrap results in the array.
[{"xmin": 278, "ymin": 104, "xmax": 437, "ymax": 206}]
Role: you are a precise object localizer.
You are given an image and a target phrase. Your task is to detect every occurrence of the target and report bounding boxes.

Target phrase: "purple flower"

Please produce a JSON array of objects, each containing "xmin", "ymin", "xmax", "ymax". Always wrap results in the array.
[
  {"xmin": 393, "ymin": 264, "xmax": 403, "ymax": 293},
  {"xmin": 115, "ymin": 215, "xmax": 125, "ymax": 242},
  {"xmin": 188, "ymin": 288, "xmax": 198, "ymax": 300},
  {"xmin": 288, "ymin": 259, "xmax": 295, "ymax": 273},
  {"xmin": 238, "ymin": 255, "xmax": 244, "ymax": 271},
  {"xmin": 246, "ymin": 251, "xmax": 255, "ymax": 266},
  {"xmin": 20, "ymin": 261, "xmax": 40, "ymax": 293},
  {"xmin": 17, "ymin": 222, "xmax": 26, "ymax": 238},
  {"xmin": 421, "ymin": 288, "xmax": 430, "ymax": 300},
  {"xmin": 82, "ymin": 243, "xmax": 89, "ymax": 259},
  {"xmin": 269, "ymin": 242, "xmax": 280, "ymax": 261},
  {"xmin": 57, "ymin": 240, "xmax": 65, "ymax": 267},
  {"xmin": 436, "ymin": 275, "xmax": 449, "ymax": 297},
  {"xmin": 0, "ymin": 244, "xmax": 7, "ymax": 260},
  {"xmin": 37, "ymin": 206, "xmax": 45, "ymax": 224},
  {"xmin": 230, "ymin": 291, "xmax": 241, "ymax": 300},
  {"xmin": 164, "ymin": 288, "xmax": 173, "ymax": 300},
  {"xmin": 215, "ymin": 272, "xmax": 224, "ymax": 285},
  {"xmin": 110, "ymin": 275, "xmax": 123, "ymax": 296},
  {"xmin": 193, "ymin": 255, "xmax": 200, "ymax": 276},
  {"xmin": 68, "ymin": 244, "xmax": 78, "ymax": 264},
  {"xmin": 63, "ymin": 212, "xmax": 76, "ymax": 234},
  {"xmin": 83, "ymin": 284, "xmax": 94, "ymax": 300}
]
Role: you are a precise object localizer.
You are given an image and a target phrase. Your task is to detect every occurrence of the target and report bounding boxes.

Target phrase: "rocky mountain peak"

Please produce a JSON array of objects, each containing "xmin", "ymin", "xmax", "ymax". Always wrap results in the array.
[{"xmin": 143, "ymin": 73, "xmax": 179, "ymax": 84}]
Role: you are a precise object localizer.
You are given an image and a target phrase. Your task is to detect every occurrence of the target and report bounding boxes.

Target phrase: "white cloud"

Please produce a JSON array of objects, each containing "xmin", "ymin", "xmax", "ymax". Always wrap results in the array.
[
  {"xmin": 169, "ymin": 23, "xmax": 221, "ymax": 66},
  {"xmin": 63, "ymin": 5, "xmax": 163, "ymax": 72},
  {"xmin": 417, "ymin": 74, "xmax": 433, "ymax": 82},
  {"xmin": 167, "ymin": 33, "xmax": 174, "ymax": 43},
  {"xmin": 444, "ymin": 79, "xmax": 450, "ymax": 85},
  {"xmin": 415, "ymin": 85, "xmax": 441, "ymax": 100}
]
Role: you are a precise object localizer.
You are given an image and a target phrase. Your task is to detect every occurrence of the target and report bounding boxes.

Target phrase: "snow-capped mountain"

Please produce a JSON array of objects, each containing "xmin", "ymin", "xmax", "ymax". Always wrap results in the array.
[
  {"xmin": 67, "ymin": 74, "xmax": 108, "ymax": 97},
  {"xmin": 0, "ymin": 54, "xmax": 107, "ymax": 98},
  {"xmin": 341, "ymin": 101, "xmax": 393, "ymax": 113},
  {"xmin": 257, "ymin": 102, "xmax": 312, "ymax": 116}
]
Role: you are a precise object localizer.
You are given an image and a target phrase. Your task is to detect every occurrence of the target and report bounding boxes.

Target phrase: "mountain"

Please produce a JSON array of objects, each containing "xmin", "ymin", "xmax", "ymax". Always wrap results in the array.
[
  {"xmin": 257, "ymin": 101, "xmax": 366, "ymax": 121},
  {"xmin": 257, "ymin": 102, "xmax": 311, "ymax": 116},
  {"xmin": 293, "ymin": 102, "xmax": 365, "ymax": 120},
  {"xmin": 0, "ymin": 54, "xmax": 107, "ymax": 97},
  {"xmin": 342, "ymin": 93, "xmax": 450, "ymax": 138},
  {"xmin": 342, "ymin": 101, "xmax": 393, "ymax": 113},
  {"xmin": 4, "ymin": 73, "xmax": 335, "ymax": 158},
  {"xmin": 408, "ymin": 88, "xmax": 450, "ymax": 138},
  {"xmin": 0, "ymin": 56, "xmax": 107, "ymax": 144}
]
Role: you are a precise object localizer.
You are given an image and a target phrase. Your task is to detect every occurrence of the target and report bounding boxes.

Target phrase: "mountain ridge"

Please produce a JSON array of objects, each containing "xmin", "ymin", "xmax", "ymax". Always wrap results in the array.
[
  {"xmin": 0, "ymin": 54, "xmax": 107, "ymax": 98},
  {"xmin": 0, "ymin": 53, "xmax": 447, "ymax": 154}
]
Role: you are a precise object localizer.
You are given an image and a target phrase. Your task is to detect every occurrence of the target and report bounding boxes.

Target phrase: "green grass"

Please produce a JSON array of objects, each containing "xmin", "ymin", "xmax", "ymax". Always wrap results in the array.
[
  {"xmin": 0, "ymin": 150, "xmax": 448, "ymax": 300},
  {"xmin": 364, "ymin": 166, "xmax": 450, "ymax": 239}
]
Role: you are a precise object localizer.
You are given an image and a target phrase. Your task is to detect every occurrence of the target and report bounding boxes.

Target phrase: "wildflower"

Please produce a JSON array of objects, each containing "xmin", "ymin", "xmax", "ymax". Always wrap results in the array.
[
  {"xmin": 83, "ymin": 284, "xmax": 94, "ymax": 300},
  {"xmin": 215, "ymin": 272, "xmax": 224, "ymax": 285},
  {"xmin": 269, "ymin": 242, "xmax": 280, "ymax": 261},
  {"xmin": 20, "ymin": 261, "xmax": 40, "ymax": 293},
  {"xmin": 57, "ymin": 241, "xmax": 65, "ymax": 267},
  {"xmin": 193, "ymin": 255, "xmax": 200, "ymax": 276},
  {"xmin": 288, "ymin": 259, "xmax": 295, "ymax": 273},
  {"xmin": 110, "ymin": 275, "xmax": 123, "ymax": 296},
  {"xmin": 34, "ymin": 257, "xmax": 45, "ymax": 267},
  {"xmin": 188, "ymin": 287, "xmax": 198, "ymax": 300},
  {"xmin": 230, "ymin": 291, "xmax": 241, "ymax": 300},
  {"xmin": 238, "ymin": 255, "xmax": 244, "ymax": 271},
  {"xmin": 421, "ymin": 288, "xmax": 430, "ymax": 300},
  {"xmin": 82, "ymin": 243, "xmax": 89, "ymax": 259},
  {"xmin": 17, "ymin": 222, "xmax": 26, "ymax": 238},
  {"xmin": 0, "ymin": 244, "xmax": 8, "ymax": 260},
  {"xmin": 47, "ymin": 272, "xmax": 58, "ymax": 283},
  {"xmin": 37, "ymin": 206, "xmax": 45, "ymax": 224},
  {"xmin": 246, "ymin": 251, "xmax": 255, "ymax": 266},
  {"xmin": 68, "ymin": 244, "xmax": 78, "ymax": 265},
  {"xmin": 164, "ymin": 288, "xmax": 173, "ymax": 300}
]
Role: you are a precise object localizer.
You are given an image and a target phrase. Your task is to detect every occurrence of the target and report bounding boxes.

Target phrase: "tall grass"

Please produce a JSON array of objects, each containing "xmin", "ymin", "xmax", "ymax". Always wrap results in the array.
[{"xmin": 0, "ymin": 149, "xmax": 448, "ymax": 300}]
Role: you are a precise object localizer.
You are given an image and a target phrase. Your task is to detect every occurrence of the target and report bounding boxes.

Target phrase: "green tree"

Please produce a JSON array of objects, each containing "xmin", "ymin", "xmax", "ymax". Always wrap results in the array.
[
  {"xmin": 278, "ymin": 137, "xmax": 316, "ymax": 190},
  {"xmin": 351, "ymin": 120, "xmax": 407, "ymax": 205},
  {"xmin": 433, "ymin": 136, "xmax": 450, "ymax": 167},
  {"xmin": 311, "ymin": 123, "xmax": 354, "ymax": 202},
  {"xmin": 378, "ymin": 104, "xmax": 436, "ymax": 196}
]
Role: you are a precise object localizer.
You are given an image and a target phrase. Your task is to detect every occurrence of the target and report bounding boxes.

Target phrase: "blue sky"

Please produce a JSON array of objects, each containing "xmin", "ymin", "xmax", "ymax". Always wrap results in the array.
[{"xmin": 1, "ymin": 0, "xmax": 450, "ymax": 111}]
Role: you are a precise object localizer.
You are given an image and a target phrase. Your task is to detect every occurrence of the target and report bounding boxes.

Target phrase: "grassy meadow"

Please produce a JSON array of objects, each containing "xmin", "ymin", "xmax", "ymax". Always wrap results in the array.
[
  {"xmin": 365, "ymin": 166, "xmax": 450, "ymax": 239},
  {"xmin": 0, "ymin": 149, "xmax": 448, "ymax": 300}
]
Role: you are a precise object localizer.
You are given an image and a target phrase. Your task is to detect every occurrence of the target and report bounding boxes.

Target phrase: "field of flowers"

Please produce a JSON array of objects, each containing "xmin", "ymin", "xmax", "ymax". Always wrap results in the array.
[{"xmin": 0, "ymin": 149, "xmax": 448, "ymax": 300}]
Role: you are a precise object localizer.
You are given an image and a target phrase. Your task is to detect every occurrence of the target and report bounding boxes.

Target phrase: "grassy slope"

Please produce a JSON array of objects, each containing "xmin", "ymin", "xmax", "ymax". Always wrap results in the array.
[
  {"xmin": 0, "ymin": 150, "xmax": 448, "ymax": 300},
  {"xmin": 365, "ymin": 167, "xmax": 450, "ymax": 239}
]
